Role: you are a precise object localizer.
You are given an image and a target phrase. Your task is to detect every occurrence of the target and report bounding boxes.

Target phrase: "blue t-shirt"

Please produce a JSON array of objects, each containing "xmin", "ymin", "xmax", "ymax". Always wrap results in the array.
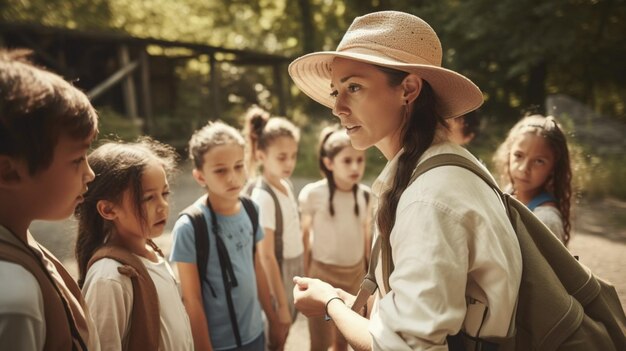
[{"xmin": 170, "ymin": 197, "xmax": 264, "ymax": 350}]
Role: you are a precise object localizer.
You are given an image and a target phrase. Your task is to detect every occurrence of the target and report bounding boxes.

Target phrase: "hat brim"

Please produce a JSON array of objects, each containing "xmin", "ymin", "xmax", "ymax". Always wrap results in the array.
[{"xmin": 288, "ymin": 51, "xmax": 484, "ymax": 119}]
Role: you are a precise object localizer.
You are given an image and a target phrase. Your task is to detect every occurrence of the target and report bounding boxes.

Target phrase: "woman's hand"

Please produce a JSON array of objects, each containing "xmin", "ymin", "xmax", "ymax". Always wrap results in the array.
[{"xmin": 292, "ymin": 276, "xmax": 339, "ymax": 317}]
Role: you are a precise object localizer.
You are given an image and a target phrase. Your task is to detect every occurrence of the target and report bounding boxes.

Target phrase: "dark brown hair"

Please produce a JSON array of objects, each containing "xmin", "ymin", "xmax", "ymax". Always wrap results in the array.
[
  {"xmin": 74, "ymin": 138, "xmax": 177, "ymax": 287},
  {"xmin": 374, "ymin": 66, "xmax": 444, "ymax": 249},
  {"xmin": 0, "ymin": 49, "xmax": 98, "ymax": 175},
  {"xmin": 493, "ymin": 114, "xmax": 572, "ymax": 244},
  {"xmin": 242, "ymin": 105, "xmax": 300, "ymax": 178},
  {"xmin": 318, "ymin": 125, "xmax": 362, "ymax": 216}
]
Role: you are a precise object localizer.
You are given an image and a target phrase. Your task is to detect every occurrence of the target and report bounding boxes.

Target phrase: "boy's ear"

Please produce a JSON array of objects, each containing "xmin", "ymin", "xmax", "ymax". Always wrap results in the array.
[
  {"xmin": 401, "ymin": 74, "xmax": 423, "ymax": 105},
  {"xmin": 96, "ymin": 200, "xmax": 117, "ymax": 220},
  {"xmin": 192, "ymin": 168, "xmax": 207, "ymax": 188},
  {"xmin": 322, "ymin": 156, "xmax": 334, "ymax": 171},
  {"xmin": 0, "ymin": 155, "xmax": 25, "ymax": 188}
]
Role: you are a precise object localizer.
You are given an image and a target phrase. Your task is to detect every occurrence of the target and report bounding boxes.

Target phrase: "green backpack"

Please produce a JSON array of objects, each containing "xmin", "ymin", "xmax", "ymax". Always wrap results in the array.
[{"xmin": 352, "ymin": 153, "xmax": 626, "ymax": 351}]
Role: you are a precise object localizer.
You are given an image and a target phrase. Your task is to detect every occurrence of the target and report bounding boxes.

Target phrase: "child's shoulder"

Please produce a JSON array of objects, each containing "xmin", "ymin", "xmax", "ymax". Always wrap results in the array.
[{"xmin": 0, "ymin": 259, "xmax": 43, "ymax": 316}]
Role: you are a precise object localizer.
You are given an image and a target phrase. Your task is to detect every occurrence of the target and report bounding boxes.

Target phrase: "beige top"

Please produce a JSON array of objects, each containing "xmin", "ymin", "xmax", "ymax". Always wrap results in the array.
[
  {"xmin": 299, "ymin": 179, "xmax": 370, "ymax": 266},
  {"xmin": 369, "ymin": 142, "xmax": 522, "ymax": 351}
]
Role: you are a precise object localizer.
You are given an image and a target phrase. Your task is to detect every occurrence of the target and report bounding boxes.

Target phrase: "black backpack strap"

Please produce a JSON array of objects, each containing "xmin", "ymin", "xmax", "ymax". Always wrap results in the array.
[
  {"xmin": 178, "ymin": 204, "xmax": 217, "ymax": 298},
  {"xmin": 205, "ymin": 198, "xmax": 242, "ymax": 347},
  {"xmin": 257, "ymin": 179, "xmax": 284, "ymax": 270},
  {"xmin": 239, "ymin": 196, "xmax": 259, "ymax": 257}
]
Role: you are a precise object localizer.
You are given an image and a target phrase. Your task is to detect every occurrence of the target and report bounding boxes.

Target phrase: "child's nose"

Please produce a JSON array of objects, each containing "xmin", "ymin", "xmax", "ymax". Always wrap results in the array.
[{"xmin": 85, "ymin": 163, "xmax": 96, "ymax": 183}]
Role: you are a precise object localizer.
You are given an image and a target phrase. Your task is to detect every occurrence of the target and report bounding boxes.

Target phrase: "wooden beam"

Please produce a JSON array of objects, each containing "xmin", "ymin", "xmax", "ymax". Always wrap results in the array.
[
  {"xmin": 273, "ymin": 63, "xmax": 286, "ymax": 116},
  {"xmin": 118, "ymin": 45, "xmax": 138, "ymax": 122},
  {"xmin": 140, "ymin": 49, "xmax": 153, "ymax": 133},
  {"xmin": 87, "ymin": 59, "xmax": 139, "ymax": 101},
  {"xmin": 209, "ymin": 53, "xmax": 221, "ymax": 119}
]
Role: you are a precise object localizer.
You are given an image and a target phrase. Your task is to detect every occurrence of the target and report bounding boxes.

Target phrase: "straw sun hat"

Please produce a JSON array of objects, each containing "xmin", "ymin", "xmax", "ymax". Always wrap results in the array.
[{"xmin": 288, "ymin": 11, "xmax": 483, "ymax": 119}]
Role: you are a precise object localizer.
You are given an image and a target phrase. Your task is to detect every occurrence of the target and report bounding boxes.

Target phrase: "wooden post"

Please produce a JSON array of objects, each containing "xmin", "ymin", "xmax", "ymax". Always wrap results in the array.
[
  {"xmin": 273, "ymin": 63, "xmax": 286, "ymax": 116},
  {"xmin": 118, "ymin": 45, "xmax": 139, "ymax": 124},
  {"xmin": 209, "ymin": 53, "xmax": 221, "ymax": 119},
  {"xmin": 87, "ymin": 60, "xmax": 139, "ymax": 101},
  {"xmin": 140, "ymin": 49, "xmax": 153, "ymax": 133}
]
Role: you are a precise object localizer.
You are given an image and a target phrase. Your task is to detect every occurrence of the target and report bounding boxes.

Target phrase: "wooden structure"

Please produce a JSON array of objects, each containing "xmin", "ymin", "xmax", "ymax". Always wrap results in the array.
[{"xmin": 0, "ymin": 22, "xmax": 291, "ymax": 133}]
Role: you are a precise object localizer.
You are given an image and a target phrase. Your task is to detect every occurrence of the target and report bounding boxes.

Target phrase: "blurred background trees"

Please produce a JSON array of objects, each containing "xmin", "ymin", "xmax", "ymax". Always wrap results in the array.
[{"xmin": 2, "ymin": 0, "xmax": 625, "ymax": 196}]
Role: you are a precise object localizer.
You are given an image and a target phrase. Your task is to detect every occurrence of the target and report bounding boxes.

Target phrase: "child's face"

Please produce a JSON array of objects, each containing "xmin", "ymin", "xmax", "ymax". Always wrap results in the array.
[
  {"xmin": 259, "ymin": 136, "xmax": 298, "ymax": 180},
  {"xmin": 114, "ymin": 160, "xmax": 170, "ymax": 239},
  {"xmin": 325, "ymin": 146, "xmax": 365, "ymax": 191},
  {"xmin": 194, "ymin": 143, "xmax": 246, "ymax": 202},
  {"xmin": 508, "ymin": 133, "xmax": 555, "ymax": 196},
  {"xmin": 21, "ymin": 133, "xmax": 95, "ymax": 221}
]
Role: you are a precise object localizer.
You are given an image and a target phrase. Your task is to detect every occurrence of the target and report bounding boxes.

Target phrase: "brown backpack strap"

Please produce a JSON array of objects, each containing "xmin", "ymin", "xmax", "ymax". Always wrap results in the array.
[
  {"xmin": 0, "ymin": 238, "xmax": 86, "ymax": 351},
  {"xmin": 88, "ymin": 246, "xmax": 160, "ymax": 351}
]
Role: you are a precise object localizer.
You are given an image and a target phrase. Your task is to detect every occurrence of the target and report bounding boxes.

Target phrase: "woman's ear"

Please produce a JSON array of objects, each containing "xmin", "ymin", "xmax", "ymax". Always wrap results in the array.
[
  {"xmin": 401, "ymin": 74, "xmax": 423, "ymax": 105},
  {"xmin": 96, "ymin": 200, "xmax": 117, "ymax": 220},
  {"xmin": 322, "ymin": 156, "xmax": 334, "ymax": 171}
]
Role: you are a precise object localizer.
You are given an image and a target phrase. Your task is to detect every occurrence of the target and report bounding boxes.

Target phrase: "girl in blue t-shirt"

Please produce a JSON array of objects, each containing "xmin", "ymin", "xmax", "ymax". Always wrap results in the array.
[
  {"xmin": 493, "ymin": 114, "xmax": 573, "ymax": 246},
  {"xmin": 170, "ymin": 121, "xmax": 275, "ymax": 351}
]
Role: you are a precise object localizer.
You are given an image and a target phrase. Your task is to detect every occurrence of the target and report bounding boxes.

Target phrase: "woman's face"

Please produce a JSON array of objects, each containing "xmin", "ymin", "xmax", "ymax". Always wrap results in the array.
[{"xmin": 330, "ymin": 58, "xmax": 406, "ymax": 159}]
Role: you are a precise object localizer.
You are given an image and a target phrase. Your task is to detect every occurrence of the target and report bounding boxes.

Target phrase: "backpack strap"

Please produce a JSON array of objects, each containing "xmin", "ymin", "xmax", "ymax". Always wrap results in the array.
[
  {"xmin": 257, "ymin": 178, "xmax": 284, "ymax": 270},
  {"xmin": 0, "ymin": 237, "xmax": 88, "ymax": 351},
  {"xmin": 88, "ymin": 245, "xmax": 160, "ymax": 351},
  {"xmin": 526, "ymin": 191, "xmax": 557, "ymax": 211},
  {"xmin": 240, "ymin": 196, "xmax": 259, "ymax": 257},
  {"xmin": 179, "ymin": 202, "xmax": 217, "ymax": 298}
]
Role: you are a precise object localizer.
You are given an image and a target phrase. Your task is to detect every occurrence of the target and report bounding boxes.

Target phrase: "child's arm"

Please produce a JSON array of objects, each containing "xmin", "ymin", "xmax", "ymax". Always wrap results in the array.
[
  {"xmin": 255, "ymin": 250, "xmax": 289, "ymax": 350},
  {"xmin": 257, "ymin": 227, "xmax": 292, "ymax": 325},
  {"xmin": 177, "ymin": 262, "xmax": 213, "ymax": 351},
  {"xmin": 301, "ymin": 213, "xmax": 313, "ymax": 276}
]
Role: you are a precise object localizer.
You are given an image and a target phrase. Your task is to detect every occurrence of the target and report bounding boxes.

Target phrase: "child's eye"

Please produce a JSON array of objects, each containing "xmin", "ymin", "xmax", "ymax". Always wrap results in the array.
[
  {"xmin": 162, "ymin": 191, "xmax": 170, "ymax": 199},
  {"xmin": 143, "ymin": 195, "xmax": 153, "ymax": 202},
  {"xmin": 235, "ymin": 164, "xmax": 244, "ymax": 170},
  {"xmin": 330, "ymin": 90, "xmax": 338, "ymax": 98},
  {"xmin": 214, "ymin": 169, "xmax": 226, "ymax": 174},
  {"xmin": 73, "ymin": 156, "xmax": 86, "ymax": 165}
]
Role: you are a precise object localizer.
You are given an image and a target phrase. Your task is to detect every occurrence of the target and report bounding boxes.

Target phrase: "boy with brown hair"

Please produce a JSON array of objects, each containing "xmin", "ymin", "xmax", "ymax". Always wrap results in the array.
[{"xmin": 0, "ymin": 49, "xmax": 101, "ymax": 350}]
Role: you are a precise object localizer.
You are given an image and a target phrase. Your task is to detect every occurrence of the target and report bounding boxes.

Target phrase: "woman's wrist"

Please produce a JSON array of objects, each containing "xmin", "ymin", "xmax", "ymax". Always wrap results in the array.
[{"xmin": 324, "ymin": 296, "xmax": 345, "ymax": 321}]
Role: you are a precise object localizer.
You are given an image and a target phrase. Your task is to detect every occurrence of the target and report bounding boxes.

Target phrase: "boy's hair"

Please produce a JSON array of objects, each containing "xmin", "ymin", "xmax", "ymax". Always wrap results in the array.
[
  {"xmin": 0, "ymin": 49, "xmax": 98, "ymax": 175},
  {"xmin": 242, "ymin": 105, "xmax": 300, "ymax": 177},
  {"xmin": 461, "ymin": 110, "xmax": 480, "ymax": 139},
  {"xmin": 318, "ymin": 125, "xmax": 363, "ymax": 216},
  {"xmin": 188, "ymin": 120, "xmax": 245, "ymax": 170},
  {"xmin": 74, "ymin": 137, "xmax": 177, "ymax": 286},
  {"xmin": 493, "ymin": 114, "xmax": 572, "ymax": 244}
]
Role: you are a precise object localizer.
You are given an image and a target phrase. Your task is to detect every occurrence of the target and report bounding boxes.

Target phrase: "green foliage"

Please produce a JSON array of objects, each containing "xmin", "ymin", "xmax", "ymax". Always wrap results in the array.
[{"xmin": 96, "ymin": 107, "xmax": 142, "ymax": 142}]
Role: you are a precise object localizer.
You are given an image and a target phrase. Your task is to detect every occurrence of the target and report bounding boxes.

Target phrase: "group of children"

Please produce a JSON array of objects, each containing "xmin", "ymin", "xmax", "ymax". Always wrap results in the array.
[{"xmin": 0, "ymin": 47, "xmax": 574, "ymax": 351}]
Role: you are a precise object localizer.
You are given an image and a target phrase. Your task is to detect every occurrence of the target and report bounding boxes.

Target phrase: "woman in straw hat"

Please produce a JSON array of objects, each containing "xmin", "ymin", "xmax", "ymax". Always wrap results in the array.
[{"xmin": 290, "ymin": 11, "xmax": 522, "ymax": 350}]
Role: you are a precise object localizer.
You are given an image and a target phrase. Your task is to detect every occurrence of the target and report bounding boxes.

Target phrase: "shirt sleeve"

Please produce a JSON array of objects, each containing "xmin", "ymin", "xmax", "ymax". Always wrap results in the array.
[
  {"xmin": 0, "ymin": 263, "xmax": 45, "ymax": 351},
  {"xmin": 82, "ymin": 260, "xmax": 133, "ymax": 351},
  {"xmin": 251, "ymin": 188, "xmax": 276, "ymax": 231},
  {"xmin": 533, "ymin": 206, "xmax": 566, "ymax": 244},
  {"xmin": 298, "ymin": 184, "xmax": 314, "ymax": 216},
  {"xmin": 169, "ymin": 215, "xmax": 198, "ymax": 263},
  {"xmin": 370, "ymin": 200, "xmax": 468, "ymax": 351},
  {"xmin": 251, "ymin": 201, "xmax": 265, "ymax": 244}
]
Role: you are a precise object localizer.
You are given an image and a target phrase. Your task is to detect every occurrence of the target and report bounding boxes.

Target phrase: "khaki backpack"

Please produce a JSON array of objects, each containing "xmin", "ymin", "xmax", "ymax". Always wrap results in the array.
[
  {"xmin": 352, "ymin": 153, "xmax": 626, "ymax": 351},
  {"xmin": 88, "ymin": 245, "xmax": 160, "ymax": 351},
  {"xmin": 0, "ymin": 236, "xmax": 89, "ymax": 351}
]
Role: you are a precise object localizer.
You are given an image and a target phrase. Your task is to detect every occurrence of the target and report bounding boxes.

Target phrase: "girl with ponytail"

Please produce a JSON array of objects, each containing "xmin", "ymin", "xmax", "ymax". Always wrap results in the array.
[
  {"xmin": 289, "ymin": 11, "xmax": 522, "ymax": 350},
  {"xmin": 298, "ymin": 125, "xmax": 371, "ymax": 351}
]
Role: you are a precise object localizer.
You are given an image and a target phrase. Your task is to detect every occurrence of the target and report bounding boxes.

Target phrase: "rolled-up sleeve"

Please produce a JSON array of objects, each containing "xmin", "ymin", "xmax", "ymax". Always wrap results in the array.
[{"xmin": 370, "ymin": 200, "xmax": 469, "ymax": 350}]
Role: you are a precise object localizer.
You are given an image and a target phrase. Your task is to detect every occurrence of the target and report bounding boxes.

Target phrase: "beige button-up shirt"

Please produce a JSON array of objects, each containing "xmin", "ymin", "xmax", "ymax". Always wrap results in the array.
[{"xmin": 369, "ymin": 142, "xmax": 522, "ymax": 350}]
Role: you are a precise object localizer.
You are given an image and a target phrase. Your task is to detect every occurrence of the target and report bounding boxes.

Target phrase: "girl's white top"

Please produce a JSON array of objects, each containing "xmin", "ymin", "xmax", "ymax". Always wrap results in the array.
[
  {"xmin": 82, "ymin": 254, "xmax": 194, "ymax": 351},
  {"xmin": 369, "ymin": 142, "xmax": 522, "ymax": 351},
  {"xmin": 299, "ymin": 179, "xmax": 370, "ymax": 266},
  {"xmin": 252, "ymin": 178, "xmax": 304, "ymax": 259}
]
